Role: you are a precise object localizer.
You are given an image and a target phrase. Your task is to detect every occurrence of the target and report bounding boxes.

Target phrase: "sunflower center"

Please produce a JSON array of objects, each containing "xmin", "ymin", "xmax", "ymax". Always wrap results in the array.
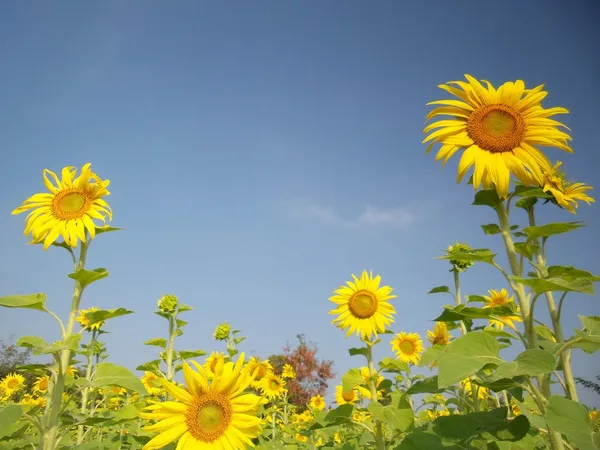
[
  {"xmin": 187, "ymin": 393, "xmax": 232, "ymax": 442},
  {"xmin": 432, "ymin": 335, "xmax": 447, "ymax": 345},
  {"xmin": 38, "ymin": 378, "xmax": 49, "ymax": 391},
  {"xmin": 466, "ymin": 104, "xmax": 524, "ymax": 153},
  {"xmin": 348, "ymin": 290, "xmax": 378, "ymax": 319},
  {"xmin": 270, "ymin": 379, "xmax": 281, "ymax": 390},
  {"xmin": 341, "ymin": 390, "xmax": 355, "ymax": 402},
  {"xmin": 51, "ymin": 189, "xmax": 91, "ymax": 220},
  {"xmin": 7, "ymin": 378, "xmax": 19, "ymax": 389},
  {"xmin": 399, "ymin": 340, "xmax": 415, "ymax": 355}
]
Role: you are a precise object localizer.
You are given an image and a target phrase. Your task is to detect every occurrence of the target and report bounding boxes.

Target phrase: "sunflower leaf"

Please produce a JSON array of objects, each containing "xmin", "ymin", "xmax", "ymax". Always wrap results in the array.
[
  {"xmin": 0, "ymin": 405, "xmax": 24, "ymax": 439},
  {"xmin": 405, "ymin": 376, "xmax": 444, "ymax": 395},
  {"xmin": 342, "ymin": 368, "xmax": 363, "ymax": 392},
  {"xmin": 0, "ymin": 293, "xmax": 47, "ymax": 311},
  {"xmin": 495, "ymin": 349, "xmax": 556, "ymax": 378},
  {"xmin": 472, "ymin": 189, "xmax": 502, "ymax": 209},
  {"xmin": 94, "ymin": 226, "xmax": 124, "ymax": 235},
  {"xmin": 68, "ymin": 268, "xmax": 109, "ymax": 290},
  {"xmin": 143, "ymin": 338, "xmax": 167, "ymax": 348},
  {"xmin": 523, "ymin": 222, "xmax": 584, "ymax": 241},
  {"xmin": 179, "ymin": 350, "xmax": 207, "ymax": 360},
  {"xmin": 85, "ymin": 308, "xmax": 134, "ymax": 326},
  {"xmin": 481, "ymin": 223, "xmax": 501, "ymax": 235},
  {"xmin": 546, "ymin": 396, "xmax": 596, "ymax": 450},
  {"xmin": 348, "ymin": 347, "xmax": 369, "ymax": 359},
  {"xmin": 510, "ymin": 276, "xmax": 595, "ymax": 295},
  {"xmin": 92, "ymin": 362, "xmax": 144, "ymax": 393},
  {"xmin": 435, "ymin": 248, "xmax": 496, "ymax": 264},
  {"xmin": 427, "ymin": 286, "xmax": 451, "ymax": 294}
]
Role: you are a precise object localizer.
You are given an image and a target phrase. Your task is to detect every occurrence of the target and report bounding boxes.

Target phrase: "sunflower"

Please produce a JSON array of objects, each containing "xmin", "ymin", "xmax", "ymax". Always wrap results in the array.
[
  {"xmin": 76, "ymin": 307, "xmax": 104, "ymax": 331},
  {"xmin": 12, "ymin": 163, "xmax": 112, "ymax": 250},
  {"xmin": 423, "ymin": 75, "xmax": 572, "ymax": 198},
  {"xmin": 356, "ymin": 366, "xmax": 385, "ymax": 400},
  {"xmin": 309, "ymin": 395, "xmax": 326, "ymax": 411},
  {"xmin": 141, "ymin": 372, "xmax": 163, "ymax": 396},
  {"xmin": 461, "ymin": 379, "xmax": 489, "ymax": 400},
  {"xmin": 281, "ymin": 363, "xmax": 296, "ymax": 380},
  {"xmin": 1, "ymin": 373, "xmax": 25, "ymax": 397},
  {"xmin": 335, "ymin": 385, "xmax": 359, "ymax": 405},
  {"xmin": 138, "ymin": 353, "xmax": 262, "ymax": 450},
  {"xmin": 243, "ymin": 357, "xmax": 273, "ymax": 389},
  {"xmin": 539, "ymin": 161, "xmax": 594, "ymax": 213},
  {"xmin": 329, "ymin": 270, "xmax": 397, "ymax": 340},
  {"xmin": 33, "ymin": 376, "xmax": 50, "ymax": 394},
  {"xmin": 483, "ymin": 288, "xmax": 523, "ymax": 330},
  {"xmin": 391, "ymin": 332, "xmax": 424, "ymax": 365},
  {"xmin": 259, "ymin": 374, "xmax": 286, "ymax": 401},
  {"xmin": 204, "ymin": 352, "xmax": 227, "ymax": 377},
  {"xmin": 426, "ymin": 322, "xmax": 452, "ymax": 346}
]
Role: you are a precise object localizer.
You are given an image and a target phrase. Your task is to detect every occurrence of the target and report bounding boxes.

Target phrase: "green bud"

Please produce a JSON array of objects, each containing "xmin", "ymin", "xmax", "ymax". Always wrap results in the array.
[
  {"xmin": 157, "ymin": 294, "xmax": 178, "ymax": 313},
  {"xmin": 446, "ymin": 242, "xmax": 474, "ymax": 272},
  {"xmin": 213, "ymin": 322, "xmax": 231, "ymax": 341}
]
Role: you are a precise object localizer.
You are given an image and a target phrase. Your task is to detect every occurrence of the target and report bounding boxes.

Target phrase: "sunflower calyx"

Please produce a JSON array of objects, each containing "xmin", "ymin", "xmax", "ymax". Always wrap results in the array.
[
  {"xmin": 157, "ymin": 294, "xmax": 178, "ymax": 314},
  {"xmin": 446, "ymin": 242, "xmax": 475, "ymax": 272},
  {"xmin": 213, "ymin": 322, "xmax": 231, "ymax": 341}
]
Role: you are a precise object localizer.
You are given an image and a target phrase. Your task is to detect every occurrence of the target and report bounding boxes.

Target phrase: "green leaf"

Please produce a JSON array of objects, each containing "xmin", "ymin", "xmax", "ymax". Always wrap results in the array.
[
  {"xmin": 513, "ymin": 241, "xmax": 539, "ymax": 260},
  {"xmin": 379, "ymin": 357, "xmax": 408, "ymax": 373},
  {"xmin": 92, "ymin": 362, "xmax": 145, "ymax": 393},
  {"xmin": 436, "ymin": 248, "xmax": 496, "ymax": 264},
  {"xmin": 472, "ymin": 189, "xmax": 501, "ymax": 209},
  {"xmin": 433, "ymin": 304, "xmax": 517, "ymax": 322},
  {"xmin": 510, "ymin": 275, "xmax": 595, "ymax": 295},
  {"xmin": 432, "ymin": 408, "xmax": 529, "ymax": 443},
  {"xmin": 384, "ymin": 396, "xmax": 413, "ymax": 432},
  {"xmin": 466, "ymin": 295, "xmax": 488, "ymax": 303},
  {"xmin": 427, "ymin": 286, "xmax": 451, "ymax": 294},
  {"xmin": 342, "ymin": 368, "xmax": 363, "ymax": 392},
  {"xmin": 85, "ymin": 308, "xmax": 134, "ymax": 326},
  {"xmin": 16, "ymin": 336, "xmax": 49, "ymax": 351},
  {"xmin": 95, "ymin": 226, "xmax": 124, "ymax": 235},
  {"xmin": 367, "ymin": 401, "xmax": 385, "ymax": 421},
  {"xmin": 483, "ymin": 327, "xmax": 518, "ymax": 340},
  {"xmin": 513, "ymin": 185, "xmax": 552, "ymax": 199},
  {"xmin": 144, "ymin": 338, "xmax": 167, "ymax": 348},
  {"xmin": 546, "ymin": 395, "xmax": 596, "ymax": 450},
  {"xmin": 515, "ymin": 196, "xmax": 538, "ymax": 211},
  {"xmin": 523, "ymin": 222, "xmax": 584, "ymax": 241},
  {"xmin": 136, "ymin": 360, "xmax": 161, "ymax": 372},
  {"xmin": 0, "ymin": 405, "xmax": 23, "ymax": 439},
  {"xmin": 348, "ymin": 347, "xmax": 369, "ymax": 358},
  {"xmin": 405, "ymin": 376, "xmax": 445, "ymax": 395},
  {"xmin": 437, "ymin": 331, "xmax": 501, "ymax": 388},
  {"xmin": 418, "ymin": 345, "xmax": 446, "ymax": 368},
  {"xmin": 573, "ymin": 315, "xmax": 600, "ymax": 354},
  {"xmin": 323, "ymin": 404, "xmax": 353, "ymax": 426},
  {"xmin": 548, "ymin": 266, "xmax": 600, "ymax": 282},
  {"xmin": 394, "ymin": 432, "xmax": 447, "ymax": 450},
  {"xmin": 112, "ymin": 403, "xmax": 140, "ymax": 423},
  {"xmin": 179, "ymin": 350, "xmax": 207, "ymax": 360},
  {"xmin": 535, "ymin": 325, "xmax": 556, "ymax": 342},
  {"xmin": 176, "ymin": 319, "xmax": 188, "ymax": 328},
  {"xmin": 0, "ymin": 293, "xmax": 47, "ymax": 311},
  {"xmin": 68, "ymin": 268, "xmax": 109, "ymax": 290},
  {"xmin": 481, "ymin": 223, "xmax": 501, "ymax": 235},
  {"xmin": 495, "ymin": 349, "xmax": 556, "ymax": 378},
  {"xmin": 177, "ymin": 304, "xmax": 193, "ymax": 313}
]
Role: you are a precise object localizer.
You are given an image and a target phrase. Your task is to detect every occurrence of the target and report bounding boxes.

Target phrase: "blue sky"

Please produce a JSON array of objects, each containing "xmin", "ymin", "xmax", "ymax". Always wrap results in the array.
[{"xmin": 1, "ymin": 1, "xmax": 599, "ymax": 407}]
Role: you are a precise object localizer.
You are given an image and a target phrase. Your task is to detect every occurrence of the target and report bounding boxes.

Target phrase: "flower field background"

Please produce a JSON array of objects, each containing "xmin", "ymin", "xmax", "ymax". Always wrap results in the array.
[{"xmin": 1, "ymin": 2, "xmax": 599, "ymax": 450}]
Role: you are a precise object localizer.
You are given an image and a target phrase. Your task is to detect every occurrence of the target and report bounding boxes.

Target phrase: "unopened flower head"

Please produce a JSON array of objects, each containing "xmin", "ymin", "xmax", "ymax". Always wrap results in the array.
[
  {"xmin": 157, "ymin": 294, "xmax": 178, "ymax": 313},
  {"xmin": 213, "ymin": 322, "xmax": 231, "ymax": 341},
  {"xmin": 446, "ymin": 242, "xmax": 474, "ymax": 271}
]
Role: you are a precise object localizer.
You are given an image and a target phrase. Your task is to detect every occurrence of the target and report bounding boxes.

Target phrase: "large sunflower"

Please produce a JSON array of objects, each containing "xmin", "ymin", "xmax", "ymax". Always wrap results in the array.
[
  {"xmin": 423, "ymin": 75, "xmax": 572, "ymax": 198},
  {"xmin": 12, "ymin": 163, "xmax": 112, "ymax": 250},
  {"xmin": 329, "ymin": 270, "xmax": 397, "ymax": 340},
  {"xmin": 259, "ymin": 374, "xmax": 286, "ymax": 401},
  {"xmin": 139, "ymin": 353, "xmax": 263, "ymax": 450},
  {"xmin": 335, "ymin": 385, "xmax": 359, "ymax": 405},
  {"xmin": 1, "ymin": 373, "xmax": 25, "ymax": 397}
]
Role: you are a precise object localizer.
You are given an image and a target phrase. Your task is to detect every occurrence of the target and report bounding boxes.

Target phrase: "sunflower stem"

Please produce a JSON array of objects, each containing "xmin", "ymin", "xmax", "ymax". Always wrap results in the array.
[
  {"xmin": 496, "ymin": 201, "xmax": 533, "ymax": 347},
  {"xmin": 452, "ymin": 269, "xmax": 468, "ymax": 335},
  {"xmin": 166, "ymin": 316, "xmax": 176, "ymax": 381},
  {"xmin": 526, "ymin": 207, "xmax": 579, "ymax": 402},
  {"xmin": 366, "ymin": 340, "xmax": 385, "ymax": 450},
  {"xmin": 77, "ymin": 330, "xmax": 97, "ymax": 444},
  {"xmin": 41, "ymin": 240, "xmax": 89, "ymax": 450}
]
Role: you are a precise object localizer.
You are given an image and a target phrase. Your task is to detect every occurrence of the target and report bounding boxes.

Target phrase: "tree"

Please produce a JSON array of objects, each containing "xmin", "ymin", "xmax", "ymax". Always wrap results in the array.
[
  {"xmin": 269, "ymin": 334, "xmax": 335, "ymax": 411},
  {"xmin": 0, "ymin": 338, "xmax": 32, "ymax": 379},
  {"xmin": 575, "ymin": 375, "xmax": 600, "ymax": 396}
]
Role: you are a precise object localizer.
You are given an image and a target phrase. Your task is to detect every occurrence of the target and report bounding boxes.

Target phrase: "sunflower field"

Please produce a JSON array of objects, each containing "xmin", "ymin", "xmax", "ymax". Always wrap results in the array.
[{"xmin": 1, "ymin": 75, "xmax": 599, "ymax": 450}]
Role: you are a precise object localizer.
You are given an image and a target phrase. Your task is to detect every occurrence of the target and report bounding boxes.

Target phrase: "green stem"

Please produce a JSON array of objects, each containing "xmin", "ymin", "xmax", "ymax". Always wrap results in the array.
[
  {"xmin": 166, "ymin": 317, "xmax": 175, "ymax": 381},
  {"xmin": 453, "ymin": 269, "xmax": 468, "ymax": 335},
  {"xmin": 496, "ymin": 202, "xmax": 533, "ymax": 347},
  {"xmin": 42, "ymin": 240, "xmax": 89, "ymax": 450},
  {"xmin": 77, "ymin": 331, "xmax": 97, "ymax": 444},
  {"xmin": 526, "ymin": 208, "xmax": 579, "ymax": 402},
  {"xmin": 366, "ymin": 340, "xmax": 385, "ymax": 450}
]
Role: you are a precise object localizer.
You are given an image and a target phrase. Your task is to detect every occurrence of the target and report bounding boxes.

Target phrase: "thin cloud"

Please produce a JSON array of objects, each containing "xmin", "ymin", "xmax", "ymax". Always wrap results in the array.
[{"xmin": 283, "ymin": 198, "xmax": 418, "ymax": 228}]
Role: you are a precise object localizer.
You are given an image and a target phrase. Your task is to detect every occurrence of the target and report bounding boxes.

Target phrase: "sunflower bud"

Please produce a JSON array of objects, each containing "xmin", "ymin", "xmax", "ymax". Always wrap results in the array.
[
  {"xmin": 157, "ymin": 294, "xmax": 178, "ymax": 313},
  {"xmin": 446, "ymin": 242, "xmax": 474, "ymax": 272},
  {"xmin": 213, "ymin": 322, "xmax": 231, "ymax": 341}
]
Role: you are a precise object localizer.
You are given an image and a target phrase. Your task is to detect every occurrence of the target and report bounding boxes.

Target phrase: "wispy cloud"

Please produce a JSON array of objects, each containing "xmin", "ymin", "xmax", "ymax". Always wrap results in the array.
[{"xmin": 283, "ymin": 198, "xmax": 419, "ymax": 228}]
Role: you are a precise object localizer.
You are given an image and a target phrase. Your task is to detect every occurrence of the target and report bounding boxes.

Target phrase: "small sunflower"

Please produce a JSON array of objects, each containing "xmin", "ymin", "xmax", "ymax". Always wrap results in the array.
[
  {"xmin": 483, "ymin": 288, "xmax": 523, "ymax": 330},
  {"xmin": 33, "ymin": 376, "xmax": 50, "ymax": 394},
  {"xmin": 1, "ymin": 373, "xmax": 25, "ymax": 397},
  {"xmin": 426, "ymin": 322, "xmax": 452, "ymax": 346},
  {"xmin": 141, "ymin": 372, "xmax": 163, "ymax": 396},
  {"xmin": 309, "ymin": 395, "xmax": 326, "ymax": 411},
  {"xmin": 335, "ymin": 385, "xmax": 359, "ymax": 405},
  {"xmin": 391, "ymin": 332, "xmax": 424, "ymax": 364},
  {"xmin": 76, "ymin": 307, "xmax": 104, "ymax": 331},
  {"xmin": 329, "ymin": 270, "xmax": 397, "ymax": 340},
  {"xmin": 356, "ymin": 366, "xmax": 385, "ymax": 400},
  {"xmin": 281, "ymin": 363, "xmax": 296, "ymax": 380},
  {"xmin": 244, "ymin": 357, "xmax": 273, "ymax": 389},
  {"xmin": 204, "ymin": 352, "xmax": 227, "ymax": 377},
  {"xmin": 539, "ymin": 161, "xmax": 594, "ymax": 213},
  {"xmin": 12, "ymin": 163, "xmax": 112, "ymax": 250},
  {"xmin": 138, "ymin": 353, "xmax": 263, "ymax": 450},
  {"xmin": 259, "ymin": 374, "xmax": 286, "ymax": 401},
  {"xmin": 424, "ymin": 75, "xmax": 572, "ymax": 198},
  {"xmin": 461, "ymin": 379, "xmax": 489, "ymax": 400}
]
